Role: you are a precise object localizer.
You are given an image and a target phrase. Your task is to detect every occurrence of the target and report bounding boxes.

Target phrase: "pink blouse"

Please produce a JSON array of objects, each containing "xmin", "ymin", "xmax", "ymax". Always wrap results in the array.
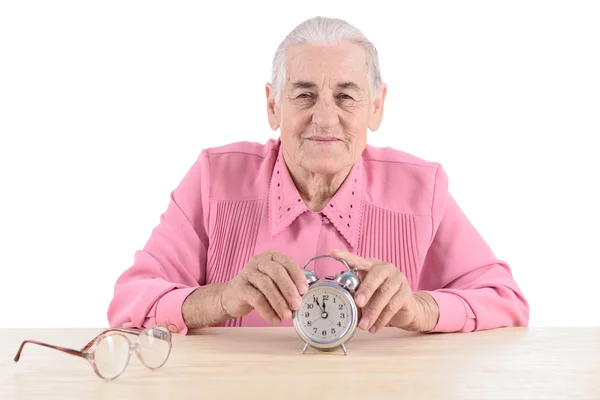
[{"xmin": 107, "ymin": 139, "xmax": 529, "ymax": 335}]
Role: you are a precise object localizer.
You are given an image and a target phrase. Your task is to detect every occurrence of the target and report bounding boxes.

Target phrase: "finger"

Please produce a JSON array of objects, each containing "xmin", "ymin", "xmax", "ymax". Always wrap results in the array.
[
  {"xmin": 370, "ymin": 285, "xmax": 411, "ymax": 333},
  {"xmin": 389, "ymin": 295, "xmax": 421, "ymax": 332},
  {"xmin": 358, "ymin": 273, "xmax": 400, "ymax": 331},
  {"xmin": 391, "ymin": 307, "xmax": 417, "ymax": 331},
  {"xmin": 329, "ymin": 249, "xmax": 375, "ymax": 271},
  {"xmin": 260, "ymin": 260, "xmax": 303, "ymax": 311},
  {"xmin": 353, "ymin": 263, "xmax": 392, "ymax": 308},
  {"xmin": 247, "ymin": 271, "xmax": 291, "ymax": 320},
  {"xmin": 271, "ymin": 252, "xmax": 309, "ymax": 295},
  {"xmin": 242, "ymin": 285, "xmax": 282, "ymax": 325}
]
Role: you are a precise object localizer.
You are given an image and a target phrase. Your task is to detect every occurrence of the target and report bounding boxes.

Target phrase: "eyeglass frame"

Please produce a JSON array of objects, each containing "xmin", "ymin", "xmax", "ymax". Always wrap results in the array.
[{"xmin": 13, "ymin": 325, "xmax": 173, "ymax": 380}]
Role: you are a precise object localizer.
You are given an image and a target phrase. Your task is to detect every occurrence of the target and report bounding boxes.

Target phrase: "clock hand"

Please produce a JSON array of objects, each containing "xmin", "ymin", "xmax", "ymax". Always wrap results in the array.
[
  {"xmin": 315, "ymin": 298, "xmax": 325, "ymax": 313},
  {"xmin": 308, "ymin": 314, "xmax": 334, "ymax": 329},
  {"xmin": 309, "ymin": 313, "xmax": 332, "ymax": 326},
  {"xmin": 322, "ymin": 295, "xmax": 326, "ymax": 312}
]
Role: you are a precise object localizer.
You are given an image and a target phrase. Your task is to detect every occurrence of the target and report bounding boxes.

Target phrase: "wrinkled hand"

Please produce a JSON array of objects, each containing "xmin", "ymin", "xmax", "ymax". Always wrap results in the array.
[
  {"xmin": 220, "ymin": 249, "xmax": 308, "ymax": 325},
  {"xmin": 329, "ymin": 249, "xmax": 439, "ymax": 334}
]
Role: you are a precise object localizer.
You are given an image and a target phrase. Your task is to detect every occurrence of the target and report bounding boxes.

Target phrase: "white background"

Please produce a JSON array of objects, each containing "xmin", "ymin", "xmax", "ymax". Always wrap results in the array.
[{"xmin": 1, "ymin": 1, "xmax": 598, "ymax": 329}]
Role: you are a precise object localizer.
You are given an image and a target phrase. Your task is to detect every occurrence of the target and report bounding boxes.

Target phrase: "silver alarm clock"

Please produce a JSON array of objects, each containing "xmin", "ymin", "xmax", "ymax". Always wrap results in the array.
[{"xmin": 292, "ymin": 254, "xmax": 361, "ymax": 355}]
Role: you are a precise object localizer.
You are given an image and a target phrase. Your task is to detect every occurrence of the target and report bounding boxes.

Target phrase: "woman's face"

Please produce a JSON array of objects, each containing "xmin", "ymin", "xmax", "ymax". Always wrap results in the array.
[{"xmin": 267, "ymin": 42, "xmax": 386, "ymax": 177}]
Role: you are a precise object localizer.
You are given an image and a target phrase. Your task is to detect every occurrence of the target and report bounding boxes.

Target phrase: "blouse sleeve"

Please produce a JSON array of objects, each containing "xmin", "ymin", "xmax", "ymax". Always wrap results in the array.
[
  {"xmin": 106, "ymin": 150, "xmax": 211, "ymax": 335},
  {"xmin": 418, "ymin": 165, "xmax": 529, "ymax": 332}
]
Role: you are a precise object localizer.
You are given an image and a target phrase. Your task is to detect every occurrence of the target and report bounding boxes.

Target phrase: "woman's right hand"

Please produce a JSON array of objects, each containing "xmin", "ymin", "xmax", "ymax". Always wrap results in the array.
[{"xmin": 219, "ymin": 250, "xmax": 308, "ymax": 325}]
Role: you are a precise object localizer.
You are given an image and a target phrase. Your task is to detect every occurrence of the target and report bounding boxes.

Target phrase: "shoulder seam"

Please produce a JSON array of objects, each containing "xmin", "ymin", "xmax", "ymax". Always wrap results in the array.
[
  {"xmin": 361, "ymin": 157, "xmax": 439, "ymax": 169},
  {"xmin": 363, "ymin": 200, "xmax": 432, "ymax": 217},
  {"xmin": 207, "ymin": 146, "xmax": 278, "ymax": 158},
  {"xmin": 210, "ymin": 194, "xmax": 269, "ymax": 202}
]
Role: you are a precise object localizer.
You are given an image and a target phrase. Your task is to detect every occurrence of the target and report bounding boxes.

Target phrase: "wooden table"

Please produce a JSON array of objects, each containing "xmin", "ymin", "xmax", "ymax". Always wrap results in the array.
[{"xmin": 1, "ymin": 327, "xmax": 598, "ymax": 399}]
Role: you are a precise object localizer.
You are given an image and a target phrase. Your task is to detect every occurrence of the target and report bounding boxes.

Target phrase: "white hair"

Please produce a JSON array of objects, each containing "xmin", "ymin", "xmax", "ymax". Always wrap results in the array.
[{"xmin": 271, "ymin": 16, "xmax": 383, "ymax": 104}]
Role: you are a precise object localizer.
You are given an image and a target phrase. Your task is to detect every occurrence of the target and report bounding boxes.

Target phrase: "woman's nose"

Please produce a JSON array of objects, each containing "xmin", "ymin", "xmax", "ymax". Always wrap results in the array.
[{"xmin": 311, "ymin": 98, "xmax": 339, "ymax": 129}]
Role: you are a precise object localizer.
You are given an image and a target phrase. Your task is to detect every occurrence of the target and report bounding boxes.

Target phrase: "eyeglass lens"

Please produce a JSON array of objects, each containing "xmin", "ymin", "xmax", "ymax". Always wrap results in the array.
[
  {"xmin": 136, "ymin": 326, "xmax": 171, "ymax": 369},
  {"xmin": 94, "ymin": 333, "xmax": 130, "ymax": 380},
  {"xmin": 93, "ymin": 326, "xmax": 170, "ymax": 380}
]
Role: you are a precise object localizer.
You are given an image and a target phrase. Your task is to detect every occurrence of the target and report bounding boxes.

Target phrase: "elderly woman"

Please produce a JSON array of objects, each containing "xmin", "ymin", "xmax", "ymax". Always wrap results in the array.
[{"xmin": 107, "ymin": 17, "xmax": 528, "ymax": 336}]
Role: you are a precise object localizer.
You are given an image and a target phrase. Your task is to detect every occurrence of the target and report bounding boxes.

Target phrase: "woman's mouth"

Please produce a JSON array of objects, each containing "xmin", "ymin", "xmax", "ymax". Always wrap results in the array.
[{"xmin": 307, "ymin": 136, "xmax": 341, "ymax": 144}]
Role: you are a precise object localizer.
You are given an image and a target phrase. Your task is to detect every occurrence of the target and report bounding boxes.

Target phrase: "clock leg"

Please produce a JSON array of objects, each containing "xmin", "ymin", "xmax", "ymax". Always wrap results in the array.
[
  {"xmin": 340, "ymin": 343, "xmax": 347, "ymax": 355},
  {"xmin": 302, "ymin": 343, "xmax": 309, "ymax": 354}
]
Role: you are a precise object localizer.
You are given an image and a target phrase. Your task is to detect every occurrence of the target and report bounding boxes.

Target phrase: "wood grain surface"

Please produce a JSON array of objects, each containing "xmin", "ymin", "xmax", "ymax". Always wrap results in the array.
[{"xmin": 1, "ymin": 327, "xmax": 598, "ymax": 399}]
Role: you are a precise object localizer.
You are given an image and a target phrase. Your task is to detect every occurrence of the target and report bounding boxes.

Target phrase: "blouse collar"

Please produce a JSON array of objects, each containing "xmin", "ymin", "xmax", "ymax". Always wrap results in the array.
[{"xmin": 268, "ymin": 141, "xmax": 364, "ymax": 250}]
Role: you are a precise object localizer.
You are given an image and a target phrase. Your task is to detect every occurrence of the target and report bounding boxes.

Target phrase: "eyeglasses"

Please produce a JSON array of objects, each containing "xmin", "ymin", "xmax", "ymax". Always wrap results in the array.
[{"xmin": 13, "ymin": 325, "xmax": 172, "ymax": 380}]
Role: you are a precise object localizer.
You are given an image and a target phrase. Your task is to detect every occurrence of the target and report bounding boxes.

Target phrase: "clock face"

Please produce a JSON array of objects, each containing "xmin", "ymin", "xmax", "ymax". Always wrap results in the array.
[{"xmin": 295, "ymin": 284, "xmax": 355, "ymax": 344}]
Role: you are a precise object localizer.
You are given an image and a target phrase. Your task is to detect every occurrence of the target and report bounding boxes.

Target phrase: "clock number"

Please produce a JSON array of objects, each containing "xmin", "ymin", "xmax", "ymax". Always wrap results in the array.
[
  {"xmin": 322, "ymin": 330, "xmax": 327, "ymax": 336},
  {"xmin": 340, "ymin": 313, "xmax": 345, "ymax": 319},
  {"xmin": 313, "ymin": 296, "xmax": 318, "ymax": 303},
  {"xmin": 323, "ymin": 295, "xmax": 329, "ymax": 300},
  {"xmin": 307, "ymin": 321, "xmax": 312, "ymax": 326},
  {"xmin": 313, "ymin": 328, "xmax": 317, "ymax": 334},
  {"xmin": 333, "ymin": 298, "xmax": 336, "ymax": 303},
  {"xmin": 307, "ymin": 303, "xmax": 314, "ymax": 309},
  {"xmin": 338, "ymin": 304, "xmax": 343, "ymax": 310},
  {"xmin": 304, "ymin": 312, "xmax": 310, "ymax": 318},
  {"xmin": 331, "ymin": 328, "xmax": 336, "ymax": 334},
  {"xmin": 337, "ymin": 322, "xmax": 342, "ymax": 327}
]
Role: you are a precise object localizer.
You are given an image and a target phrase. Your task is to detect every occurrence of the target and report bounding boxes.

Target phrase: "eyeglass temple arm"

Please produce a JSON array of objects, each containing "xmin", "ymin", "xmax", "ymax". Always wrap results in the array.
[
  {"xmin": 80, "ymin": 327, "xmax": 144, "ymax": 352},
  {"xmin": 14, "ymin": 340, "xmax": 86, "ymax": 362}
]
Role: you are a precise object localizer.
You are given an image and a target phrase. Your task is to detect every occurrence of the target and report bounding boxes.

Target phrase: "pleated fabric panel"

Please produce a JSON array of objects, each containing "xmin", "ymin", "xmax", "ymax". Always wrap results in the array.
[
  {"xmin": 357, "ymin": 203, "xmax": 420, "ymax": 290},
  {"xmin": 207, "ymin": 199, "xmax": 265, "ymax": 327}
]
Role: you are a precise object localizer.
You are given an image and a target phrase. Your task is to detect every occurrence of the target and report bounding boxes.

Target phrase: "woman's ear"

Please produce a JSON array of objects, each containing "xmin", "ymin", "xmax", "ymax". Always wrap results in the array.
[
  {"xmin": 265, "ymin": 83, "xmax": 280, "ymax": 131},
  {"xmin": 368, "ymin": 84, "xmax": 387, "ymax": 131}
]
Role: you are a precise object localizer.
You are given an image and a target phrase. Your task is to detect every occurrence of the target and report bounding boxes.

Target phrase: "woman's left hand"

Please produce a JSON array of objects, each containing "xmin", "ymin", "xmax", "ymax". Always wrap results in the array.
[{"xmin": 329, "ymin": 249, "xmax": 439, "ymax": 334}]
